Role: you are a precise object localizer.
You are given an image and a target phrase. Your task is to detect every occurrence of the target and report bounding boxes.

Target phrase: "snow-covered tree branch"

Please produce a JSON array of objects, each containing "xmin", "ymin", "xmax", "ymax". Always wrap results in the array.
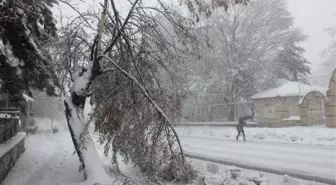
[{"xmin": 59, "ymin": 0, "xmax": 225, "ymax": 183}]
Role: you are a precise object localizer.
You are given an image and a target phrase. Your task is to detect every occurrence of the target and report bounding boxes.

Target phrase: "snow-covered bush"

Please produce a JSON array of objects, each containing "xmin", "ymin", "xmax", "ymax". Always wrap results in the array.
[
  {"xmin": 206, "ymin": 162, "xmax": 219, "ymax": 174},
  {"xmin": 201, "ymin": 168, "xmax": 270, "ymax": 185},
  {"xmin": 197, "ymin": 162, "xmax": 270, "ymax": 185},
  {"xmin": 290, "ymin": 135, "xmax": 299, "ymax": 142},
  {"xmin": 253, "ymin": 133, "xmax": 266, "ymax": 140}
]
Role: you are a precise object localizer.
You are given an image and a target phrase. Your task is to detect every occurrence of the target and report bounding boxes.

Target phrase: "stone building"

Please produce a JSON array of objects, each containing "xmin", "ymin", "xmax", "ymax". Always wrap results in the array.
[
  {"xmin": 325, "ymin": 69, "xmax": 336, "ymax": 127},
  {"xmin": 306, "ymin": 69, "xmax": 336, "ymax": 127},
  {"xmin": 252, "ymin": 81, "xmax": 327, "ymax": 125}
]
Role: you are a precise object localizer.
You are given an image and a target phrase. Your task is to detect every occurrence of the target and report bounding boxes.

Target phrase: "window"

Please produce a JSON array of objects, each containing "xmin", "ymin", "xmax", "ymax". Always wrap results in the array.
[
  {"xmin": 254, "ymin": 111, "xmax": 258, "ymax": 120},
  {"xmin": 263, "ymin": 106, "xmax": 275, "ymax": 118}
]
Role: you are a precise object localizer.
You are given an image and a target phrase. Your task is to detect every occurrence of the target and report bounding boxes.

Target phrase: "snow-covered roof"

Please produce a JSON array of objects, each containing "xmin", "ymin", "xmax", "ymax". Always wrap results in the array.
[
  {"xmin": 252, "ymin": 81, "xmax": 328, "ymax": 100},
  {"xmin": 0, "ymin": 113, "xmax": 11, "ymax": 118},
  {"xmin": 22, "ymin": 94, "xmax": 34, "ymax": 102}
]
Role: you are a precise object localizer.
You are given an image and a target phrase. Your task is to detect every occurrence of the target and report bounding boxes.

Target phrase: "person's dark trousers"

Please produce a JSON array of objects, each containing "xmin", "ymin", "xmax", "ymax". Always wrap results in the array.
[{"xmin": 236, "ymin": 128, "xmax": 246, "ymax": 141}]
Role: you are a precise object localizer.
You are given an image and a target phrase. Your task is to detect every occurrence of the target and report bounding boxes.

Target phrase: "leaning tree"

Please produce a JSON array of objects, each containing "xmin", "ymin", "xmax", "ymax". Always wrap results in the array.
[
  {"xmin": 59, "ymin": 0, "xmax": 250, "ymax": 184},
  {"xmin": 0, "ymin": 0, "xmax": 250, "ymax": 184},
  {"xmin": 61, "ymin": 0, "xmax": 200, "ymax": 183}
]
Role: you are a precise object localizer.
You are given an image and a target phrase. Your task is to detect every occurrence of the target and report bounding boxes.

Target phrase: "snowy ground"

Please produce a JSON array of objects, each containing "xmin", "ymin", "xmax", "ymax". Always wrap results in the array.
[
  {"xmin": 1, "ymin": 119, "xmax": 83, "ymax": 185},
  {"xmin": 176, "ymin": 126, "xmax": 336, "ymax": 184},
  {"xmin": 176, "ymin": 125, "xmax": 336, "ymax": 146},
  {"xmin": 1, "ymin": 118, "xmax": 333, "ymax": 185},
  {"xmin": 189, "ymin": 159, "xmax": 328, "ymax": 185}
]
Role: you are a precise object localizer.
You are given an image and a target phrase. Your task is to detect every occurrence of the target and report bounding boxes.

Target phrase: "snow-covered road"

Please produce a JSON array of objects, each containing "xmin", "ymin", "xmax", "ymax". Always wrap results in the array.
[{"xmin": 181, "ymin": 135, "xmax": 336, "ymax": 184}]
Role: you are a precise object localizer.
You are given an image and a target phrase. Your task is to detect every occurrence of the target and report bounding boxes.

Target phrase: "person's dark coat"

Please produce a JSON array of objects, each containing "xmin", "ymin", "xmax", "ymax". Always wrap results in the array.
[{"xmin": 236, "ymin": 114, "xmax": 254, "ymax": 131}]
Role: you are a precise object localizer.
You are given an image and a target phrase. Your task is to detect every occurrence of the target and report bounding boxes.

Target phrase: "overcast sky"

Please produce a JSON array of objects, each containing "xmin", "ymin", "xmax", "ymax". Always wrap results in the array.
[
  {"xmin": 286, "ymin": 0, "xmax": 336, "ymax": 74},
  {"xmin": 53, "ymin": 0, "xmax": 335, "ymax": 74}
]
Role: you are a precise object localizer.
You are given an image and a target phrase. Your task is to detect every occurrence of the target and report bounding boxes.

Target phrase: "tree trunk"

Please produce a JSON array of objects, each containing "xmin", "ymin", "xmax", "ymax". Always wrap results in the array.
[
  {"xmin": 250, "ymin": 103, "xmax": 254, "ymax": 121},
  {"xmin": 293, "ymin": 72, "xmax": 298, "ymax": 81},
  {"xmin": 63, "ymin": 63, "xmax": 107, "ymax": 181},
  {"xmin": 228, "ymin": 104, "xmax": 235, "ymax": 121},
  {"xmin": 64, "ymin": 97, "xmax": 106, "ymax": 180},
  {"xmin": 208, "ymin": 106, "xmax": 213, "ymax": 121},
  {"xmin": 51, "ymin": 117, "xmax": 53, "ymax": 130}
]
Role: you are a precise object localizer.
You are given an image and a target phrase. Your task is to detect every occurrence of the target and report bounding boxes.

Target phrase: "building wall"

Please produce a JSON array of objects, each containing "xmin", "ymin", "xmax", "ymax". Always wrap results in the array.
[
  {"xmin": 254, "ymin": 96, "xmax": 302, "ymax": 125},
  {"xmin": 254, "ymin": 97, "xmax": 282, "ymax": 124},
  {"xmin": 326, "ymin": 70, "xmax": 336, "ymax": 127}
]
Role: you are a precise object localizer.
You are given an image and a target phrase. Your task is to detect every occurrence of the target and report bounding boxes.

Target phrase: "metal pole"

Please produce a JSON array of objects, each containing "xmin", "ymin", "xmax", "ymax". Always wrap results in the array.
[
  {"xmin": 4, "ymin": 118, "xmax": 7, "ymax": 141},
  {"xmin": 51, "ymin": 117, "xmax": 54, "ymax": 131},
  {"xmin": 298, "ymin": 81, "xmax": 301, "ymax": 100}
]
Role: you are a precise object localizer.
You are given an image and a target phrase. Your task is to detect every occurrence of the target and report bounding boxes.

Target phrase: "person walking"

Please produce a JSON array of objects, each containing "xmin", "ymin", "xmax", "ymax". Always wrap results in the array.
[{"xmin": 236, "ymin": 112, "xmax": 254, "ymax": 141}]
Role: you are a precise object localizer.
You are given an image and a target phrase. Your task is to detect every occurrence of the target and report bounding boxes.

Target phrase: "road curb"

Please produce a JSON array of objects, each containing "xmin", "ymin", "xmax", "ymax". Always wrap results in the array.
[{"xmin": 185, "ymin": 152, "xmax": 336, "ymax": 185}]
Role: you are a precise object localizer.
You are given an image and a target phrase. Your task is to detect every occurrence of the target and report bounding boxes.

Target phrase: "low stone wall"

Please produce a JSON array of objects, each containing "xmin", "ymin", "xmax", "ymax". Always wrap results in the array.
[
  {"xmin": 257, "ymin": 123, "xmax": 310, "ymax": 128},
  {"xmin": 0, "ymin": 132, "xmax": 26, "ymax": 183}
]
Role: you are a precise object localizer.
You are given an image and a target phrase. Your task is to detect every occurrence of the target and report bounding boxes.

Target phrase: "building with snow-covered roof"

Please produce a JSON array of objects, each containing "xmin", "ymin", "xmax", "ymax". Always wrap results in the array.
[
  {"xmin": 325, "ymin": 69, "xmax": 336, "ymax": 127},
  {"xmin": 252, "ymin": 81, "xmax": 328, "ymax": 125}
]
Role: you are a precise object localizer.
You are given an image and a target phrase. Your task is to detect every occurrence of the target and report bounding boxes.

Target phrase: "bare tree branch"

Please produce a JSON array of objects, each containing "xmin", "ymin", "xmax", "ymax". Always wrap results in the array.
[
  {"xmin": 103, "ymin": 0, "xmax": 140, "ymax": 54},
  {"xmin": 100, "ymin": 55, "xmax": 186, "ymax": 163}
]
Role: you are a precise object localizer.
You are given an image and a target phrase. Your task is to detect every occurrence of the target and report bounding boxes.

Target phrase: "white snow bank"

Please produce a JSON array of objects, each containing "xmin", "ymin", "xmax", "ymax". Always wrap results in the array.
[
  {"xmin": 22, "ymin": 93, "xmax": 34, "ymax": 102},
  {"xmin": 0, "ymin": 113, "xmax": 19, "ymax": 119},
  {"xmin": 252, "ymin": 81, "xmax": 328, "ymax": 99},
  {"xmin": 283, "ymin": 116, "xmax": 301, "ymax": 121},
  {"xmin": 0, "ymin": 113, "xmax": 12, "ymax": 118},
  {"xmin": 0, "ymin": 132, "xmax": 26, "ymax": 157},
  {"xmin": 190, "ymin": 160, "xmax": 326, "ymax": 185},
  {"xmin": 176, "ymin": 126, "xmax": 336, "ymax": 146},
  {"xmin": 201, "ymin": 165, "xmax": 270, "ymax": 185}
]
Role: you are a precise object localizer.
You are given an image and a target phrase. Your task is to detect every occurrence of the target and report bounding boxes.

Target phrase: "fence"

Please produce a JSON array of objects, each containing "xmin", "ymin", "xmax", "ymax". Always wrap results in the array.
[
  {"xmin": 0, "ymin": 110, "xmax": 20, "ymax": 144},
  {"xmin": 182, "ymin": 101, "xmax": 253, "ymax": 122}
]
